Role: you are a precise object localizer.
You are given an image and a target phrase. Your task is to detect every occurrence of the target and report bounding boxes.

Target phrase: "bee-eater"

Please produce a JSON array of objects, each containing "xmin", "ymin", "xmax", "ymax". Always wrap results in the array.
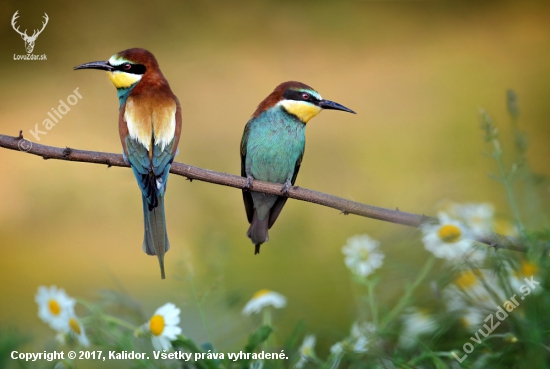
[
  {"xmin": 74, "ymin": 48, "xmax": 181, "ymax": 279},
  {"xmin": 241, "ymin": 81, "xmax": 355, "ymax": 254}
]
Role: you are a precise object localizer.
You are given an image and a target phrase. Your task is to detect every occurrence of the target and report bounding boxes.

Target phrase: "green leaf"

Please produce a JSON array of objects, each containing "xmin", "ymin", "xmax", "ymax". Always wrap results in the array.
[
  {"xmin": 244, "ymin": 325, "xmax": 273, "ymax": 353},
  {"xmin": 284, "ymin": 319, "xmax": 306, "ymax": 352},
  {"xmin": 172, "ymin": 335, "xmax": 218, "ymax": 369}
]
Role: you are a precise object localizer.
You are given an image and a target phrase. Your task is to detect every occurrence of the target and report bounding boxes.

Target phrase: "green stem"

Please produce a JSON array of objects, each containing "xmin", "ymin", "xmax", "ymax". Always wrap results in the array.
[
  {"xmin": 101, "ymin": 315, "xmax": 138, "ymax": 331},
  {"xmin": 262, "ymin": 307, "xmax": 272, "ymax": 327},
  {"xmin": 329, "ymin": 352, "xmax": 343, "ymax": 369},
  {"xmin": 366, "ymin": 279, "xmax": 378, "ymax": 326},
  {"xmin": 189, "ymin": 275, "xmax": 214, "ymax": 345},
  {"xmin": 262, "ymin": 308, "xmax": 272, "ymax": 349},
  {"xmin": 75, "ymin": 298, "xmax": 95, "ymax": 312},
  {"xmin": 493, "ymin": 139, "xmax": 524, "ymax": 233},
  {"xmin": 76, "ymin": 299, "xmax": 140, "ymax": 336},
  {"xmin": 379, "ymin": 256, "xmax": 434, "ymax": 330}
]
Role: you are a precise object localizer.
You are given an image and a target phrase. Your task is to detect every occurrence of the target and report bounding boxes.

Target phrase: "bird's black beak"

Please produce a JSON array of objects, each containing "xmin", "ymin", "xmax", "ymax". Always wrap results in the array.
[
  {"xmin": 318, "ymin": 99, "xmax": 356, "ymax": 114},
  {"xmin": 73, "ymin": 60, "xmax": 114, "ymax": 72}
]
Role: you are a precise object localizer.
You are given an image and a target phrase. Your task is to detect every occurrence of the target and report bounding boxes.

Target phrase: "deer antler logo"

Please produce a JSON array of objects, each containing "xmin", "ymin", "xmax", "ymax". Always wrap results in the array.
[{"xmin": 11, "ymin": 11, "xmax": 49, "ymax": 54}]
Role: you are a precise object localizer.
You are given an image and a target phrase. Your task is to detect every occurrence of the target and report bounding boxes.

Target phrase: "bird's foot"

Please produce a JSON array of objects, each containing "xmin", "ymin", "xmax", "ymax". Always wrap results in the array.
[
  {"xmin": 281, "ymin": 180, "xmax": 292, "ymax": 196},
  {"xmin": 243, "ymin": 175, "xmax": 254, "ymax": 191}
]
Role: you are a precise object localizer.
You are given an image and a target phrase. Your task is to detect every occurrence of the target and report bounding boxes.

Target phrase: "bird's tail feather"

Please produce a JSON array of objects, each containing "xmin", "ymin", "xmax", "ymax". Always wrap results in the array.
[
  {"xmin": 142, "ymin": 195, "xmax": 170, "ymax": 279},
  {"xmin": 247, "ymin": 211, "xmax": 269, "ymax": 254}
]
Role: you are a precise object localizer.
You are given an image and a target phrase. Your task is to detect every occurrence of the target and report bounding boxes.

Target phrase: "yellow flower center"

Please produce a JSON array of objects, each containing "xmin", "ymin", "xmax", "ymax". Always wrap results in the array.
[
  {"xmin": 455, "ymin": 270, "xmax": 479, "ymax": 289},
  {"xmin": 69, "ymin": 318, "xmax": 81, "ymax": 334},
  {"xmin": 48, "ymin": 299, "xmax": 61, "ymax": 315},
  {"xmin": 252, "ymin": 289, "xmax": 271, "ymax": 299},
  {"xmin": 358, "ymin": 248, "xmax": 370, "ymax": 261},
  {"xmin": 460, "ymin": 316, "xmax": 471, "ymax": 328},
  {"xmin": 521, "ymin": 261, "xmax": 539, "ymax": 277},
  {"xmin": 149, "ymin": 315, "xmax": 165, "ymax": 336},
  {"xmin": 438, "ymin": 224, "xmax": 461, "ymax": 243}
]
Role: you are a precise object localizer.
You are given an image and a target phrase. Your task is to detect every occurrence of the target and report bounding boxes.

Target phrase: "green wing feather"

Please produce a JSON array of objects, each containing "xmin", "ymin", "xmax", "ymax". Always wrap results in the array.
[
  {"xmin": 241, "ymin": 119, "xmax": 254, "ymax": 223},
  {"xmin": 268, "ymin": 151, "xmax": 303, "ymax": 228}
]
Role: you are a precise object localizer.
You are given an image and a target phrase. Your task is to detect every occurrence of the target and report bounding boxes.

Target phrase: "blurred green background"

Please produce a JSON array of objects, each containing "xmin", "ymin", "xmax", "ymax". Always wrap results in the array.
[{"xmin": 1, "ymin": 0, "xmax": 549, "ymax": 359}]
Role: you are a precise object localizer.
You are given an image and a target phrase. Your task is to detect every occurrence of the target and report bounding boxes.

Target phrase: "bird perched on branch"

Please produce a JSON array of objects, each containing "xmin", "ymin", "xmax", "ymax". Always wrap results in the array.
[
  {"xmin": 241, "ymin": 81, "xmax": 355, "ymax": 254},
  {"xmin": 74, "ymin": 48, "xmax": 181, "ymax": 279}
]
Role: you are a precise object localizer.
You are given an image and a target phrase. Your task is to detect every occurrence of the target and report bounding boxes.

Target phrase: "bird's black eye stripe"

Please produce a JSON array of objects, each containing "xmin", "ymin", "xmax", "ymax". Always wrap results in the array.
[
  {"xmin": 113, "ymin": 63, "xmax": 146, "ymax": 75},
  {"xmin": 283, "ymin": 89, "xmax": 317, "ymax": 103}
]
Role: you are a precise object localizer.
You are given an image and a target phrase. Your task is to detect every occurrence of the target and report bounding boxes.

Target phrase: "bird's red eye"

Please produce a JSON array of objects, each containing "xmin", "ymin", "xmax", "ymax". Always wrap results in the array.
[
  {"xmin": 302, "ymin": 93, "xmax": 310, "ymax": 100},
  {"xmin": 123, "ymin": 63, "xmax": 131, "ymax": 70}
]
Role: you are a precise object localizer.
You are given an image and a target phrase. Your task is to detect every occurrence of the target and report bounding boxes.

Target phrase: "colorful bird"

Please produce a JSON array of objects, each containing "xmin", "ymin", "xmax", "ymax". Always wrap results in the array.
[
  {"xmin": 74, "ymin": 48, "xmax": 181, "ymax": 279},
  {"xmin": 241, "ymin": 81, "xmax": 355, "ymax": 254}
]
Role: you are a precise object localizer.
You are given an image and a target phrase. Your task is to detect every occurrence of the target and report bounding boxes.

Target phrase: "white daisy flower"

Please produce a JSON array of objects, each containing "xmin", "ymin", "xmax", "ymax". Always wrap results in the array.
[
  {"xmin": 328, "ymin": 323, "xmax": 376, "ymax": 357},
  {"xmin": 295, "ymin": 335, "xmax": 316, "ymax": 368},
  {"xmin": 328, "ymin": 341, "xmax": 344, "ymax": 368},
  {"xmin": 398, "ymin": 308, "xmax": 437, "ymax": 348},
  {"xmin": 350, "ymin": 322, "xmax": 375, "ymax": 353},
  {"xmin": 242, "ymin": 289, "xmax": 287, "ymax": 315},
  {"xmin": 463, "ymin": 269, "xmax": 504, "ymax": 302},
  {"xmin": 142, "ymin": 303, "xmax": 182, "ymax": 351},
  {"xmin": 450, "ymin": 202, "xmax": 495, "ymax": 236},
  {"xmin": 35, "ymin": 286, "xmax": 76, "ymax": 332},
  {"xmin": 330, "ymin": 342, "xmax": 344, "ymax": 355},
  {"xmin": 443, "ymin": 269, "xmax": 505, "ymax": 331},
  {"xmin": 459, "ymin": 306, "xmax": 486, "ymax": 331},
  {"xmin": 55, "ymin": 315, "xmax": 90, "ymax": 347},
  {"xmin": 68, "ymin": 315, "xmax": 90, "ymax": 347},
  {"xmin": 509, "ymin": 260, "xmax": 542, "ymax": 295},
  {"xmin": 421, "ymin": 212, "xmax": 483, "ymax": 263},
  {"xmin": 342, "ymin": 234, "xmax": 385, "ymax": 277}
]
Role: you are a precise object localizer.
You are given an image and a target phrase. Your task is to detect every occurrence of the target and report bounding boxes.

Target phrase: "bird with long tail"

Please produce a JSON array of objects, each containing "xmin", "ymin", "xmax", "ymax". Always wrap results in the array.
[
  {"xmin": 241, "ymin": 81, "xmax": 355, "ymax": 254},
  {"xmin": 74, "ymin": 48, "xmax": 181, "ymax": 279}
]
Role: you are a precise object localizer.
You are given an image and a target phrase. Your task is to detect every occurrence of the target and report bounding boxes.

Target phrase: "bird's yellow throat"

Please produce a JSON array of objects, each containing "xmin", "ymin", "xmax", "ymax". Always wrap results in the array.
[
  {"xmin": 107, "ymin": 71, "xmax": 142, "ymax": 89},
  {"xmin": 279, "ymin": 100, "xmax": 322, "ymax": 123}
]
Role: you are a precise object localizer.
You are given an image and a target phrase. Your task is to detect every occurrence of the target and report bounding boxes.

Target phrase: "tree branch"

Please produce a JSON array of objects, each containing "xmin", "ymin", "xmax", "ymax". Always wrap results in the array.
[{"xmin": 0, "ymin": 132, "xmax": 526, "ymax": 252}]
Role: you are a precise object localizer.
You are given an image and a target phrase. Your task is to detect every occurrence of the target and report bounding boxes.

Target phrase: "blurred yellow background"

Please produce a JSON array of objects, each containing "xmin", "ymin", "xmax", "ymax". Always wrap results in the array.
[{"xmin": 1, "ymin": 0, "xmax": 549, "ymax": 357}]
